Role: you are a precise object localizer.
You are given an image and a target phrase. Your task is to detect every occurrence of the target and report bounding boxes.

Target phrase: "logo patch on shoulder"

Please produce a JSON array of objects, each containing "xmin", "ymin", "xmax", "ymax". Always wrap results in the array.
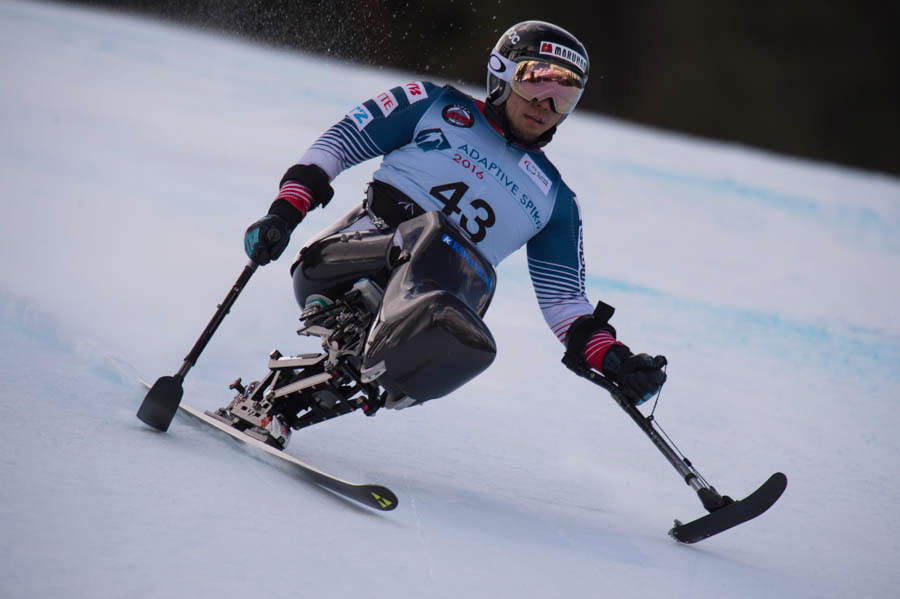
[
  {"xmin": 442, "ymin": 104, "xmax": 474, "ymax": 128},
  {"xmin": 402, "ymin": 81, "xmax": 427, "ymax": 104},
  {"xmin": 518, "ymin": 154, "xmax": 552, "ymax": 196},
  {"xmin": 414, "ymin": 128, "xmax": 451, "ymax": 151},
  {"xmin": 374, "ymin": 90, "xmax": 398, "ymax": 117},
  {"xmin": 347, "ymin": 103, "xmax": 374, "ymax": 130}
]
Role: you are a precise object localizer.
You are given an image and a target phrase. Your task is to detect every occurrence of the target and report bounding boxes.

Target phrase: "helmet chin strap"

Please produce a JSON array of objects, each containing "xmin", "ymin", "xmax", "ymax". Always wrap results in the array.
[{"xmin": 483, "ymin": 100, "xmax": 558, "ymax": 149}]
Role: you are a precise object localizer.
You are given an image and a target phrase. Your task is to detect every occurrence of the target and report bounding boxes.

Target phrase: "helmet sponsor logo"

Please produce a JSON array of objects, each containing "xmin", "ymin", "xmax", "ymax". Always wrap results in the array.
[
  {"xmin": 402, "ymin": 81, "xmax": 427, "ymax": 104},
  {"xmin": 508, "ymin": 29, "xmax": 521, "ymax": 45},
  {"xmin": 488, "ymin": 53, "xmax": 506, "ymax": 74},
  {"xmin": 442, "ymin": 104, "xmax": 475, "ymax": 128},
  {"xmin": 518, "ymin": 154, "xmax": 552, "ymax": 196},
  {"xmin": 414, "ymin": 128, "xmax": 451, "ymax": 152},
  {"xmin": 347, "ymin": 103, "xmax": 374, "ymax": 131},
  {"xmin": 374, "ymin": 90, "xmax": 398, "ymax": 117},
  {"xmin": 488, "ymin": 51, "xmax": 517, "ymax": 82},
  {"xmin": 539, "ymin": 41, "xmax": 587, "ymax": 73}
]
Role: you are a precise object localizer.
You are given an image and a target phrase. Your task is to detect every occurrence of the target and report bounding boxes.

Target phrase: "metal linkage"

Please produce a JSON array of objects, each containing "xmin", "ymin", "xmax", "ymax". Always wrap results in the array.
[{"xmin": 216, "ymin": 279, "xmax": 387, "ymax": 445}]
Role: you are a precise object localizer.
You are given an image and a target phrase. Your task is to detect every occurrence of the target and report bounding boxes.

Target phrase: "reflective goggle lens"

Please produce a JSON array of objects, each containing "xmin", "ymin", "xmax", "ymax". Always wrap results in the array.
[{"xmin": 510, "ymin": 60, "xmax": 584, "ymax": 114}]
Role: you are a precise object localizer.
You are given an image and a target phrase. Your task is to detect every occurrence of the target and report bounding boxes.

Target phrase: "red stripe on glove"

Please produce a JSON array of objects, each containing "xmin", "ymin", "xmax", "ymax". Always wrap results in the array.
[
  {"xmin": 556, "ymin": 316, "xmax": 624, "ymax": 372},
  {"xmin": 583, "ymin": 329, "xmax": 622, "ymax": 372},
  {"xmin": 276, "ymin": 181, "xmax": 313, "ymax": 216}
]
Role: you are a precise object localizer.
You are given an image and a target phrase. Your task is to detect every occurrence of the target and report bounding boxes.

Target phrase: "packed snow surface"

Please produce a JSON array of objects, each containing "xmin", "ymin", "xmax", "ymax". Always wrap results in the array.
[{"xmin": 2, "ymin": 2, "xmax": 899, "ymax": 597}]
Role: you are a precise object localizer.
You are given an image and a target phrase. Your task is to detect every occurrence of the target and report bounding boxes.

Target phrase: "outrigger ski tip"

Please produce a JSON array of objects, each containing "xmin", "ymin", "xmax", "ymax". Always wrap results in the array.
[{"xmin": 669, "ymin": 472, "xmax": 787, "ymax": 543}]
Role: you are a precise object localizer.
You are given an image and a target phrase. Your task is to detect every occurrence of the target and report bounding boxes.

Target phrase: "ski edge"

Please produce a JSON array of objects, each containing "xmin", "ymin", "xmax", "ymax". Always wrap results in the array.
[
  {"xmin": 669, "ymin": 472, "xmax": 787, "ymax": 543},
  {"xmin": 177, "ymin": 403, "xmax": 398, "ymax": 511}
]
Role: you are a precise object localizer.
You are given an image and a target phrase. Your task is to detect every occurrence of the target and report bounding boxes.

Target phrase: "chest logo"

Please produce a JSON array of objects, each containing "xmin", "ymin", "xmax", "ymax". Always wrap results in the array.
[
  {"xmin": 518, "ymin": 155, "xmax": 552, "ymax": 196},
  {"xmin": 415, "ymin": 128, "xmax": 451, "ymax": 152},
  {"xmin": 442, "ymin": 104, "xmax": 475, "ymax": 128}
]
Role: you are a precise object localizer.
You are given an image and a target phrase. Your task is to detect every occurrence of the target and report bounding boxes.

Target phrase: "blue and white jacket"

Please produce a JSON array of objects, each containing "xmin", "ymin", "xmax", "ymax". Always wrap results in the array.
[{"xmin": 295, "ymin": 81, "xmax": 599, "ymax": 347}]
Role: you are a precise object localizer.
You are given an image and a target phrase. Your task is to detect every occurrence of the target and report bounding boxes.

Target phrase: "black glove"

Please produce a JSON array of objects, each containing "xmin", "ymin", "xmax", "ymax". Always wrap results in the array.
[
  {"xmin": 245, "ymin": 164, "xmax": 334, "ymax": 265},
  {"xmin": 244, "ymin": 214, "xmax": 293, "ymax": 265},
  {"xmin": 602, "ymin": 344, "xmax": 667, "ymax": 405}
]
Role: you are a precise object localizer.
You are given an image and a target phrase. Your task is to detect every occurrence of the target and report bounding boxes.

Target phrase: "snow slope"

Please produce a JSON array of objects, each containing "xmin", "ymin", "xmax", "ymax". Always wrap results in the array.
[{"xmin": 2, "ymin": 1, "xmax": 899, "ymax": 597}]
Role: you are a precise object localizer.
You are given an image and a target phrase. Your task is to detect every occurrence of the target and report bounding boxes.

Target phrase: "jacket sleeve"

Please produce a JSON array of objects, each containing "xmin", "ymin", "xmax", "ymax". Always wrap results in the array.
[
  {"xmin": 296, "ymin": 81, "xmax": 441, "ymax": 180},
  {"xmin": 525, "ymin": 189, "xmax": 596, "ymax": 344}
]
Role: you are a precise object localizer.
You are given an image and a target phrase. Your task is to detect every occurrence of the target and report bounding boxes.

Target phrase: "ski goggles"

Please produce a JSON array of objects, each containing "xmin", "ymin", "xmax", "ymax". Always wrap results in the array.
[{"xmin": 510, "ymin": 59, "xmax": 585, "ymax": 114}]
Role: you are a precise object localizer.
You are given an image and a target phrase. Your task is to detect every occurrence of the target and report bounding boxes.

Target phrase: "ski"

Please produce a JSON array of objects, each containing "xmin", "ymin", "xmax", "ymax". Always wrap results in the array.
[
  {"xmin": 140, "ymin": 376, "xmax": 397, "ymax": 511},
  {"xmin": 176, "ymin": 403, "xmax": 398, "ymax": 511},
  {"xmin": 669, "ymin": 472, "xmax": 787, "ymax": 543}
]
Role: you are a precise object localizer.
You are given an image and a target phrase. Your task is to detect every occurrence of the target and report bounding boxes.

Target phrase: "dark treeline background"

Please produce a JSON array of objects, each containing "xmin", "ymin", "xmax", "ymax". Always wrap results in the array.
[{"xmin": 62, "ymin": 0, "xmax": 898, "ymax": 176}]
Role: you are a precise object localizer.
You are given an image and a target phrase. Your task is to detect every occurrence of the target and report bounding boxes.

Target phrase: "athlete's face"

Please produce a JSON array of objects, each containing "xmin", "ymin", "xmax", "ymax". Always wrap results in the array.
[{"xmin": 503, "ymin": 91, "xmax": 564, "ymax": 143}]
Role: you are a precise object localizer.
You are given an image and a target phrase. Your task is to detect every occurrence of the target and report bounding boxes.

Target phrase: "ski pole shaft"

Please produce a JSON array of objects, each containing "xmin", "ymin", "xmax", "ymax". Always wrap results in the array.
[
  {"xmin": 564, "ymin": 360, "xmax": 732, "ymax": 511},
  {"xmin": 578, "ymin": 368, "xmax": 702, "ymax": 486},
  {"xmin": 137, "ymin": 259, "xmax": 258, "ymax": 432},
  {"xmin": 175, "ymin": 259, "xmax": 258, "ymax": 380}
]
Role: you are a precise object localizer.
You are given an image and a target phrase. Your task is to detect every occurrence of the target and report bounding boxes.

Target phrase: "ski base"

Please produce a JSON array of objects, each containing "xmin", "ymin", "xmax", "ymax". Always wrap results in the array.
[
  {"xmin": 669, "ymin": 472, "xmax": 787, "ymax": 543},
  {"xmin": 177, "ymin": 403, "xmax": 398, "ymax": 512}
]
